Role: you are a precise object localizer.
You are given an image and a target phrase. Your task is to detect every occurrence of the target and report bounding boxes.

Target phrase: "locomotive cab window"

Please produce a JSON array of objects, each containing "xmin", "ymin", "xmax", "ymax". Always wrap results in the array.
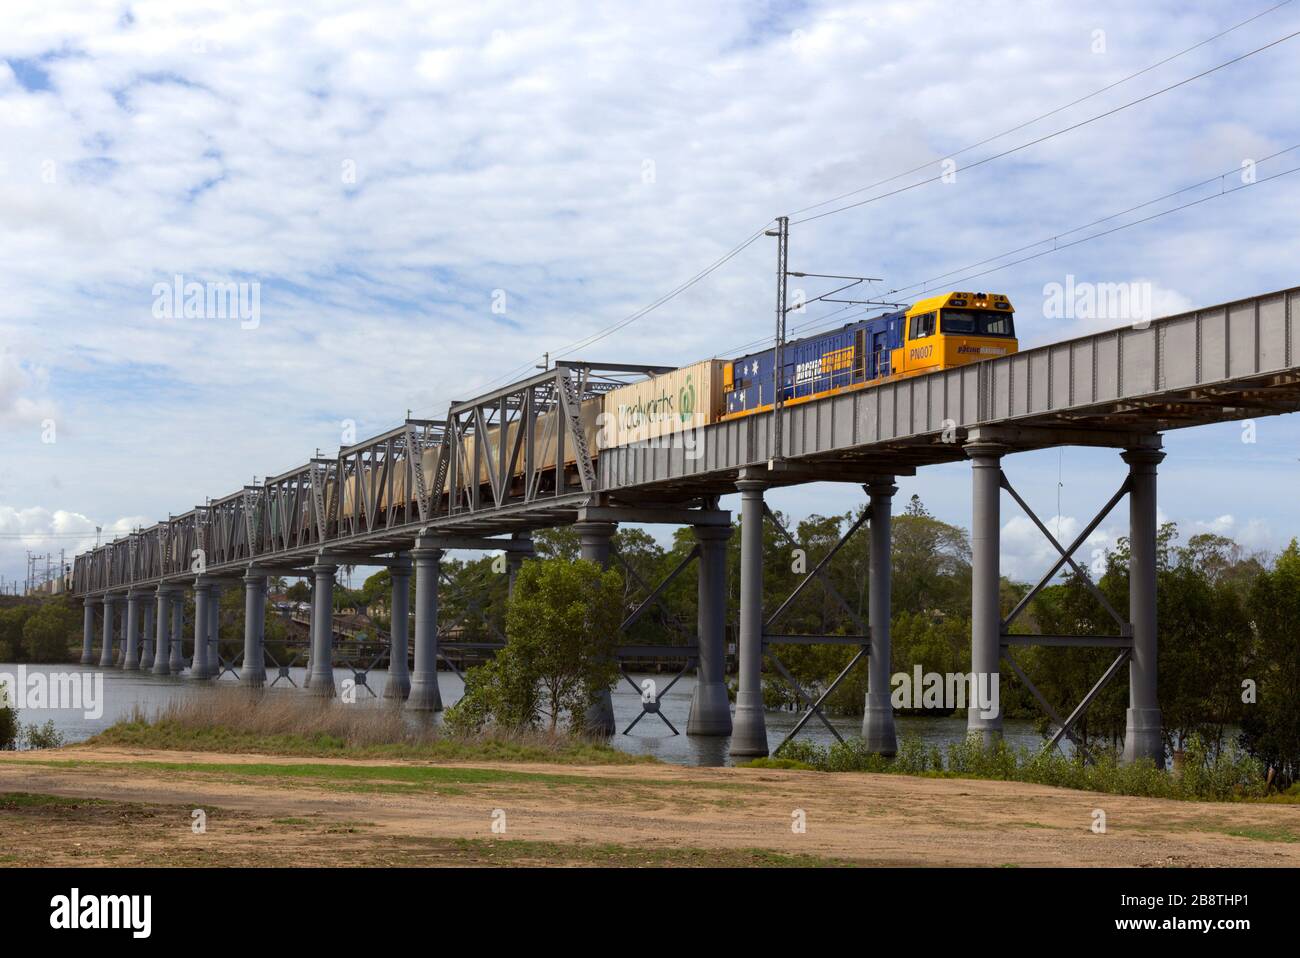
[
  {"xmin": 940, "ymin": 309, "xmax": 1015, "ymax": 337},
  {"xmin": 909, "ymin": 311, "xmax": 936, "ymax": 340}
]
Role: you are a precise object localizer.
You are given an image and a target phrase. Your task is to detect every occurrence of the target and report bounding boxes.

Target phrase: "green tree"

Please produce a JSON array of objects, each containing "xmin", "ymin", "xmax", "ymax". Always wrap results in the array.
[
  {"xmin": 448, "ymin": 558, "xmax": 624, "ymax": 733},
  {"xmin": 0, "ymin": 606, "xmax": 35, "ymax": 660},
  {"xmin": 20, "ymin": 602, "xmax": 79, "ymax": 663},
  {"xmin": 1241, "ymin": 540, "xmax": 1300, "ymax": 785}
]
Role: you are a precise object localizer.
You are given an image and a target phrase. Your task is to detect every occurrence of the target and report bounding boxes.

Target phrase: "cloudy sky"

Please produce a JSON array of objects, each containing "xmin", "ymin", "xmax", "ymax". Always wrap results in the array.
[{"xmin": 2, "ymin": 0, "xmax": 1298, "ymax": 590}]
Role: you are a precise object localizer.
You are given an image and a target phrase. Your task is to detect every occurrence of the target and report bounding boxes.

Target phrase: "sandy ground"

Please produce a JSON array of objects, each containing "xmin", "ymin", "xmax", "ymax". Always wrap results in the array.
[{"xmin": 0, "ymin": 746, "xmax": 1296, "ymax": 867}]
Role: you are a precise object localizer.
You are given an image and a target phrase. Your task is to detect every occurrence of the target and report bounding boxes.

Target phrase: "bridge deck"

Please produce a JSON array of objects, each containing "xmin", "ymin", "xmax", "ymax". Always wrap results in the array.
[{"xmin": 72, "ymin": 284, "xmax": 1300, "ymax": 596}]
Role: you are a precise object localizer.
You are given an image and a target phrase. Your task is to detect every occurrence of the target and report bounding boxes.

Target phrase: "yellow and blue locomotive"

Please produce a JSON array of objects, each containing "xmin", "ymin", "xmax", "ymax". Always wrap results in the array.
[{"xmin": 721, "ymin": 291, "xmax": 1017, "ymax": 419}]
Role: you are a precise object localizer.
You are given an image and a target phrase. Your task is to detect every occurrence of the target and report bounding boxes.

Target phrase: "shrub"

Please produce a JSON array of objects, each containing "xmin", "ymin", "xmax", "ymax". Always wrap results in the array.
[
  {"xmin": 20, "ymin": 720, "xmax": 65, "ymax": 750},
  {"xmin": 764, "ymin": 732, "xmax": 1267, "ymax": 802},
  {"xmin": 0, "ymin": 699, "xmax": 16, "ymax": 750}
]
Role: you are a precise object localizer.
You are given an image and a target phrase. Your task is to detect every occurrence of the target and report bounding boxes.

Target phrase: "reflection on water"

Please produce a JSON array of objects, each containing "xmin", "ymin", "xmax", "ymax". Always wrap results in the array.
[{"xmin": 1, "ymin": 663, "xmax": 1054, "ymax": 766}]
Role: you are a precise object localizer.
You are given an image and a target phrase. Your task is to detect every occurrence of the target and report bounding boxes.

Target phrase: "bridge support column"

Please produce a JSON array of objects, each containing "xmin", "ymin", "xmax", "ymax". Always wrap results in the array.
[
  {"xmin": 862, "ymin": 478, "xmax": 899, "ymax": 755},
  {"xmin": 687, "ymin": 524, "xmax": 732, "ymax": 736},
  {"xmin": 140, "ymin": 594, "xmax": 156, "ymax": 670},
  {"xmin": 731, "ymin": 477, "xmax": 769, "ymax": 757},
  {"xmin": 307, "ymin": 561, "xmax": 337, "ymax": 697},
  {"xmin": 241, "ymin": 567, "xmax": 268, "ymax": 687},
  {"xmin": 191, "ymin": 579, "xmax": 214, "ymax": 675},
  {"xmin": 384, "ymin": 553, "xmax": 412, "ymax": 700},
  {"xmin": 966, "ymin": 442, "xmax": 1006, "ymax": 745},
  {"xmin": 152, "ymin": 586, "xmax": 171, "ymax": 675},
  {"xmin": 99, "ymin": 595, "xmax": 117, "ymax": 668},
  {"xmin": 576, "ymin": 521, "xmax": 618, "ymax": 736},
  {"xmin": 123, "ymin": 590, "xmax": 142, "ymax": 670},
  {"xmin": 208, "ymin": 583, "xmax": 223, "ymax": 677},
  {"xmin": 1122, "ymin": 447, "xmax": 1166, "ymax": 767},
  {"xmin": 190, "ymin": 580, "xmax": 213, "ymax": 679},
  {"xmin": 169, "ymin": 591, "xmax": 185, "ymax": 673},
  {"xmin": 407, "ymin": 543, "xmax": 443, "ymax": 712},
  {"xmin": 80, "ymin": 598, "xmax": 98, "ymax": 665},
  {"xmin": 506, "ymin": 532, "xmax": 534, "ymax": 599}
]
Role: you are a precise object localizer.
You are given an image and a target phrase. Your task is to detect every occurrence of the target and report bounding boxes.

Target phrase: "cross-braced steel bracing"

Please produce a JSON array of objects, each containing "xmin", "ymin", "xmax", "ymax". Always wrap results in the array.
[
  {"xmin": 759, "ymin": 500, "xmax": 874, "ymax": 752},
  {"xmin": 982, "ymin": 442, "xmax": 1162, "ymax": 762},
  {"xmin": 610, "ymin": 542, "xmax": 701, "ymax": 735}
]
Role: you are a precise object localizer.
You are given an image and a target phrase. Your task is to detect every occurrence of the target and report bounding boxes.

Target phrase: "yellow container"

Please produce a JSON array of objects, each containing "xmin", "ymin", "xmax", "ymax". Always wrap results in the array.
[{"xmin": 599, "ymin": 360, "xmax": 726, "ymax": 448}]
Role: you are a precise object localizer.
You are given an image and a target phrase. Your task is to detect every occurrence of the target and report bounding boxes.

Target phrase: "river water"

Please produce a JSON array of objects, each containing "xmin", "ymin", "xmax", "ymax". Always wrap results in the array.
[{"xmin": 0, "ymin": 663, "xmax": 1053, "ymax": 766}]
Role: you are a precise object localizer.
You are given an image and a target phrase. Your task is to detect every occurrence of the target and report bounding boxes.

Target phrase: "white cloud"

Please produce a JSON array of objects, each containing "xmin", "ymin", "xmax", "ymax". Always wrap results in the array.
[
  {"xmin": 1000, "ymin": 513, "xmax": 1122, "ymax": 583},
  {"xmin": 0, "ymin": 506, "xmax": 149, "ymax": 590},
  {"xmin": 0, "ymin": 350, "xmax": 56, "ymax": 428},
  {"xmin": 1, "ymin": 1, "xmax": 1298, "ymax": 584}
]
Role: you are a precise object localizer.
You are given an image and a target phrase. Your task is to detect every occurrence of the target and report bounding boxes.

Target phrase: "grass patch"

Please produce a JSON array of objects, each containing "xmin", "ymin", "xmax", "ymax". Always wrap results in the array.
[
  {"xmin": 738, "ymin": 757, "xmax": 818, "ymax": 772},
  {"xmin": 22, "ymin": 757, "xmax": 744, "ymax": 799},
  {"xmin": 440, "ymin": 838, "xmax": 855, "ymax": 868},
  {"xmin": 0, "ymin": 791, "xmax": 109, "ymax": 809},
  {"xmin": 1200, "ymin": 824, "xmax": 1300, "ymax": 844},
  {"xmin": 85, "ymin": 690, "xmax": 653, "ymax": 767}
]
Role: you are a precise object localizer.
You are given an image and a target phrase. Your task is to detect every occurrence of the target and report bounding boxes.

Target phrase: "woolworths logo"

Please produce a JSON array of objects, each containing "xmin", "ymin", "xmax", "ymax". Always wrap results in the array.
[
  {"xmin": 618, "ymin": 389, "xmax": 674, "ymax": 429},
  {"xmin": 678, "ymin": 374, "xmax": 695, "ymax": 423}
]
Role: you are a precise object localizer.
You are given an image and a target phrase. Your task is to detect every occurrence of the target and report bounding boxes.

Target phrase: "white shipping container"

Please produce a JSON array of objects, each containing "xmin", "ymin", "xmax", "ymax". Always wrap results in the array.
[{"xmin": 599, "ymin": 360, "xmax": 726, "ymax": 448}]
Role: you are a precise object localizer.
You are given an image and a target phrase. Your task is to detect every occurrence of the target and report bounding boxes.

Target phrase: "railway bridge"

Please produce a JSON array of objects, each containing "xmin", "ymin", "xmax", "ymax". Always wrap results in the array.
[{"xmin": 70, "ymin": 284, "xmax": 1300, "ymax": 762}]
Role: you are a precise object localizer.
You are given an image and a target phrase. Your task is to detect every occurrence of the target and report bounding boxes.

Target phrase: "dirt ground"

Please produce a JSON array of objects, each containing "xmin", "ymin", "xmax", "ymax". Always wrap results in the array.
[{"xmin": 0, "ymin": 746, "xmax": 1296, "ymax": 867}]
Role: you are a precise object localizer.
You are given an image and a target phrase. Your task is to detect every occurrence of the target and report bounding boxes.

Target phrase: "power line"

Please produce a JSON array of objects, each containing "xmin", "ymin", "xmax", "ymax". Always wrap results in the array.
[
  {"xmin": 791, "ymin": 27, "xmax": 1300, "ymax": 226},
  {"xmin": 751, "ymin": 156, "xmax": 1300, "ymax": 350},
  {"xmin": 417, "ymin": 221, "xmax": 772, "ymax": 417},
  {"xmin": 879, "ymin": 145, "xmax": 1300, "ymax": 301},
  {"xmin": 790, "ymin": 0, "xmax": 1295, "ymax": 218}
]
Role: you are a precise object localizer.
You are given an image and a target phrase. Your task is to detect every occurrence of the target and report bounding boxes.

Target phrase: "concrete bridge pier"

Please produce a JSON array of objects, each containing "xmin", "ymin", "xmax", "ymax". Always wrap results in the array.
[
  {"xmin": 151, "ymin": 586, "xmax": 171, "ymax": 675},
  {"xmin": 1123, "ymin": 447, "xmax": 1166, "ymax": 767},
  {"xmin": 190, "ymin": 579, "xmax": 214, "ymax": 679},
  {"xmin": 383, "ymin": 553, "xmax": 412, "ymax": 701},
  {"xmin": 406, "ymin": 542, "xmax": 443, "ymax": 711},
  {"xmin": 730, "ymin": 474, "xmax": 769, "ymax": 758},
  {"xmin": 506, "ymin": 531, "xmax": 534, "ymax": 598},
  {"xmin": 140, "ymin": 594, "xmax": 156, "ymax": 670},
  {"xmin": 966, "ymin": 441, "xmax": 1006, "ymax": 745},
  {"xmin": 241, "ymin": 566, "xmax": 268, "ymax": 687},
  {"xmin": 687, "ymin": 523, "xmax": 732, "ymax": 736},
  {"xmin": 122, "ymin": 590, "xmax": 142, "ymax": 670},
  {"xmin": 80, "ymin": 598, "xmax": 98, "ymax": 664},
  {"xmin": 99, "ymin": 595, "xmax": 117, "ymax": 668},
  {"xmin": 169, "ymin": 590, "xmax": 185, "ymax": 673},
  {"xmin": 307, "ymin": 559, "xmax": 338, "ymax": 697},
  {"xmin": 576, "ymin": 520, "xmax": 618, "ymax": 736},
  {"xmin": 862, "ymin": 478, "xmax": 899, "ymax": 755}
]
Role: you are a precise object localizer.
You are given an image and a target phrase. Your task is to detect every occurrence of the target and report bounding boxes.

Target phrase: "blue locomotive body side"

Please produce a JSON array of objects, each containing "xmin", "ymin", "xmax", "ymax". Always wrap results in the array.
[{"xmin": 724, "ymin": 310, "xmax": 907, "ymax": 417}]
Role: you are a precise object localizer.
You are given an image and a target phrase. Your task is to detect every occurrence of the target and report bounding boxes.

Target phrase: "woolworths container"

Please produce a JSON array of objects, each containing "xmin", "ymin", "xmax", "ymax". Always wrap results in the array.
[{"xmin": 599, "ymin": 360, "xmax": 726, "ymax": 449}]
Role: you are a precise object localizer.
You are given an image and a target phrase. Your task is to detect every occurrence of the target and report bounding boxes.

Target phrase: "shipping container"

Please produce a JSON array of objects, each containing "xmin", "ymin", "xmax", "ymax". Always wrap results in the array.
[{"xmin": 599, "ymin": 359, "xmax": 726, "ymax": 448}]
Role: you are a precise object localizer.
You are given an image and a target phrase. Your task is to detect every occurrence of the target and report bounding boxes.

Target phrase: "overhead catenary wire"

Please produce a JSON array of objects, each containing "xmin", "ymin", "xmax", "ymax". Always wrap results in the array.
[
  {"xmin": 791, "ymin": 26, "xmax": 1300, "ymax": 226},
  {"xmin": 789, "ymin": 0, "xmax": 1295, "ymax": 218},
  {"xmin": 415, "ymin": 221, "xmax": 773, "ymax": 418}
]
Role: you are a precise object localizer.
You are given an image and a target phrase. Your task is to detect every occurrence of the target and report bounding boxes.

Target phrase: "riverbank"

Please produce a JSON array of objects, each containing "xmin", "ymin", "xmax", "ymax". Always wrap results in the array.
[{"xmin": 1, "ymin": 745, "xmax": 1296, "ymax": 867}]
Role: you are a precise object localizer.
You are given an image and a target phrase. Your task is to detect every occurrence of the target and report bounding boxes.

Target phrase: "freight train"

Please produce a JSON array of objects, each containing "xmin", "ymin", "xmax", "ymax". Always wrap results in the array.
[{"xmin": 304, "ymin": 291, "xmax": 1017, "ymax": 519}]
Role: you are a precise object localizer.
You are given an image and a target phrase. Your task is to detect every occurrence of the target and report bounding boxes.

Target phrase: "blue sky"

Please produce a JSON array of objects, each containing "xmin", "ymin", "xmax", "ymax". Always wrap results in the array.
[{"xmin": 1, "ymin": 0, "xmax": 1298, "ymax": 588}]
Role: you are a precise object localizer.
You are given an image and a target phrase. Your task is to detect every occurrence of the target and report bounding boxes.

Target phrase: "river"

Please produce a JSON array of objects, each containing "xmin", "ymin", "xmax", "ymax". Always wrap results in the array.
[{"xmin": 0, "ymin": 662, "xmax": 1056, "ymax": 766}]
